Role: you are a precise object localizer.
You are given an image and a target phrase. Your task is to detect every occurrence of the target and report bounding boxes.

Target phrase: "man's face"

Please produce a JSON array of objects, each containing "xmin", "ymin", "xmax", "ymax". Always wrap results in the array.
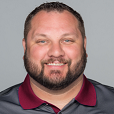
[{"xmin": 23, "ymin": 10, "xmax": 87, "ymax": 90}]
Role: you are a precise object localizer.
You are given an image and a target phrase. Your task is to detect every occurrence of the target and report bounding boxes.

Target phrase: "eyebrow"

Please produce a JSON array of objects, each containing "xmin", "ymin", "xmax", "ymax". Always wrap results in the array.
[
  {"xmin": 32, "ymin": 34, "xmax": 47, "ymax": 39},
  {"xmin": 32, "ymin": 32, "xmax": 78, "ymax": 39},
  {"xmin": 61, "ymin": 33, "xmax": 75, "ymax": 37},
  {"xmin": 61, "ymin": 33, "xmax": 78, "ymax": 38}
]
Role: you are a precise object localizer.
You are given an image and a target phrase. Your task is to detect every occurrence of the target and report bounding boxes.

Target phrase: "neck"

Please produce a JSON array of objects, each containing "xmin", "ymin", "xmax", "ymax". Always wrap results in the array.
[{"xmin": 30, "ymin": 74, "xmax": 83, "ymax": 110}]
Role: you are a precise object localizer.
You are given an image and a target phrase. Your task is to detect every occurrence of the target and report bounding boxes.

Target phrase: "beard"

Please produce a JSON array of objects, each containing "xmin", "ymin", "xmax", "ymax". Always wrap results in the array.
[{"xmin": 24, "ymin": 47, "xmax": 87, "ymax": 90}]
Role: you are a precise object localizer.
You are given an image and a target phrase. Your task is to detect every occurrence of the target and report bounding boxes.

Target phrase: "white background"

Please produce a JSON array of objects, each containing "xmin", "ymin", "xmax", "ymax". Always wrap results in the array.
[{"xmin": 0, "ymin": 0, "xmax": 114, "ymax": 91}]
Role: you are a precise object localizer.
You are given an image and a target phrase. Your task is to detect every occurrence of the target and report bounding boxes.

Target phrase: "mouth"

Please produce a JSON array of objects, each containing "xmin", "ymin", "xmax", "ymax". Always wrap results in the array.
[
  {"xmin": 46, "ymin": 63, "xmax": 65, "ymax": 66},
  {"xmin": 43, "ymin": 59, "xmax": 69, "ymax": 67}
]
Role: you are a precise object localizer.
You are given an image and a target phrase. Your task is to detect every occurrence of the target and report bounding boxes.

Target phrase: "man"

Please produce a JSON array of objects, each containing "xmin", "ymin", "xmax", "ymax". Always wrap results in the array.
[{"xmin": 0, "ymin": 2, "xmax": 114, "ymax": 114}]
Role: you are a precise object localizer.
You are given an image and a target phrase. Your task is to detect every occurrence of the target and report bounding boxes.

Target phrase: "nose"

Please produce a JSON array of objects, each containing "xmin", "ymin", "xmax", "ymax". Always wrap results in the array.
[{"xmin": 47, "ymin": 43, "xmax": 65, "ymax": 57}]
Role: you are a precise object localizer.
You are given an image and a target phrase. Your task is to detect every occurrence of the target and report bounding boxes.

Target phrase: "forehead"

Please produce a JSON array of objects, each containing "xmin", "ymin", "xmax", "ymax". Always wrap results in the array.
[
  {"xmin": 31, "ymin": 10, "xmax": 79, "ymax": 29},
  {"xmin": 27, "ymin": 10, "xmax": 82, "ymax": 40}
]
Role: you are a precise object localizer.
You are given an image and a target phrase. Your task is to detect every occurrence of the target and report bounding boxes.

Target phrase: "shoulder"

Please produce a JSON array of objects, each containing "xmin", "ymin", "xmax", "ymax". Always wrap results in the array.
[
  {"xmin": 0, "ymin": 83, "xmax": 22, "ymax": 113},
  {"xmin": 88, "ymin": 78, "xmax": 114, "ymax": 93},
  {"xmin": 0, "ymin": 83, "xmax": 21, "ymax": 101},
  {"xmin": 88, "ymin": 78, "xmax": 114, "ymax": 113},
  {"xmin": 0, "ymin": 83, "xmax": 21, "ymax": 97},
  {"xmin": 0, "ymin": 83, "xmax": 21, "ymax": 94}
]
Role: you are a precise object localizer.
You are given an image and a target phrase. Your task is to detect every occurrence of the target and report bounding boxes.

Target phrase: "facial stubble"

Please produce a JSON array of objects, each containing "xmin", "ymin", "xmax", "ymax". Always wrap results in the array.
[{"xmin": 24, "ymin": 48, "xmax": 87, "ymax": 90}]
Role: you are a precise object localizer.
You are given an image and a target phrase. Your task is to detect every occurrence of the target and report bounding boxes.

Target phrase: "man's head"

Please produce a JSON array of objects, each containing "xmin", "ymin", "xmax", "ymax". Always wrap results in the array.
[
  {"xmin": 23, "ymin": 2, "xmax": 87, "ymax": 90},
  {"xmin": 24, "ymin": 2, "xmax": 85, "ymax": 42}
]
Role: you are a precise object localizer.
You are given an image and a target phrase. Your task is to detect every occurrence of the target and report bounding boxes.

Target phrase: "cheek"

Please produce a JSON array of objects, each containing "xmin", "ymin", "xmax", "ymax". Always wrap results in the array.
[
  {"xmin": 29, "ymin": 45, "xmax": 47, "ymax": 61},
  {"xmin": 64, "ymin": 46, "xmax": 82, "ymax": 60}
]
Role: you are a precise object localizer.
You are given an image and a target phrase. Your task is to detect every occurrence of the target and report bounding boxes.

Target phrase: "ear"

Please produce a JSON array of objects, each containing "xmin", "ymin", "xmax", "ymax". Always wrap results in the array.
[
  {"xmin": 84, "ymin": 36, "xmax": 88, "ymax": 57},
  {"xmin": 22, "ymin": 38, "xmax": 26, "ymax": 59},
  {"xmin": 84, "ymin": 36, "xmax": 87, "ymax": 50}
]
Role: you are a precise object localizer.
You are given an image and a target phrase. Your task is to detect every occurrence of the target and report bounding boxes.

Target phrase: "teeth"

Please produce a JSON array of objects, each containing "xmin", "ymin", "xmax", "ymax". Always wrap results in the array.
[{"xmin": 47, "ymin": 63, "xmax": 64, "ymax": 66}]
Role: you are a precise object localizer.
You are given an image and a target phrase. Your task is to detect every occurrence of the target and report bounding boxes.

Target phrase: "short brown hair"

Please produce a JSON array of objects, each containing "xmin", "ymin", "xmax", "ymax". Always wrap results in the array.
[{"xmin": 24, "ymin": 2, "xmax": 85, "ymax": 42}]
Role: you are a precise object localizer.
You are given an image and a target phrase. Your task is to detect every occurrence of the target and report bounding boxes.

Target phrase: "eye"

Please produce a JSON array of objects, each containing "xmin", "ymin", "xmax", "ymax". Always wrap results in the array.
[
  {"xmin": 40, "ymin": 40, "xmax": 46, "ymax": 43},
  {"xmin": 64, "ymin": 40, "xmax": 71, "ymax": 42},
  {"xmin": 36, "ymin": 39, "xmax": 50, "ymax": 45},
  {"xmin": 62, "ymin": 38, "xmax": 75, "ymax": 45},
  {"xmin": 36, "ymin": 40, "xmax": 46, "ymax": 44}
]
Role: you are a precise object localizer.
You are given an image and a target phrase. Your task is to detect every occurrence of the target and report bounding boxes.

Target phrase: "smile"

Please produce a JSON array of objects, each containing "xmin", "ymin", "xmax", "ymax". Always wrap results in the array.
[{"xmin": 47, "ymin": 63, "xmax": 65, "ymax": 66}]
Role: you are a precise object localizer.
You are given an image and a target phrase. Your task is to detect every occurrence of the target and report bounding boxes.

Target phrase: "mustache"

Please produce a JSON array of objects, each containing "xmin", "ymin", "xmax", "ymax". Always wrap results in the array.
[{"xmin": 41, "ymin": 58, "xmax": 71, "ymax": 66}]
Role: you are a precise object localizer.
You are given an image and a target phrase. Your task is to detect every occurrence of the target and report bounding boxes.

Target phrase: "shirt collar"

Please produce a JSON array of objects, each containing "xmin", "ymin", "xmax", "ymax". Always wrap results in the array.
[
  {"xmin": 18, "ymin": 74, "xmax": 96, "ymax": 109},
  {"xmin": 18, "ymin": 74, "xmax": 45, "ymax": 109},
  {"xmin": 75, "ymin": 75, "xmax": 96, "ymax": 106}
]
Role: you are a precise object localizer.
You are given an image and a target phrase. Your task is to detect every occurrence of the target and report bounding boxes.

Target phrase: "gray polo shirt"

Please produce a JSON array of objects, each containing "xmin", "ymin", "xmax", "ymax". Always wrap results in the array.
[{"xmin": 0, "ymin": 74, "xmax": 114, "ymax": 114}]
